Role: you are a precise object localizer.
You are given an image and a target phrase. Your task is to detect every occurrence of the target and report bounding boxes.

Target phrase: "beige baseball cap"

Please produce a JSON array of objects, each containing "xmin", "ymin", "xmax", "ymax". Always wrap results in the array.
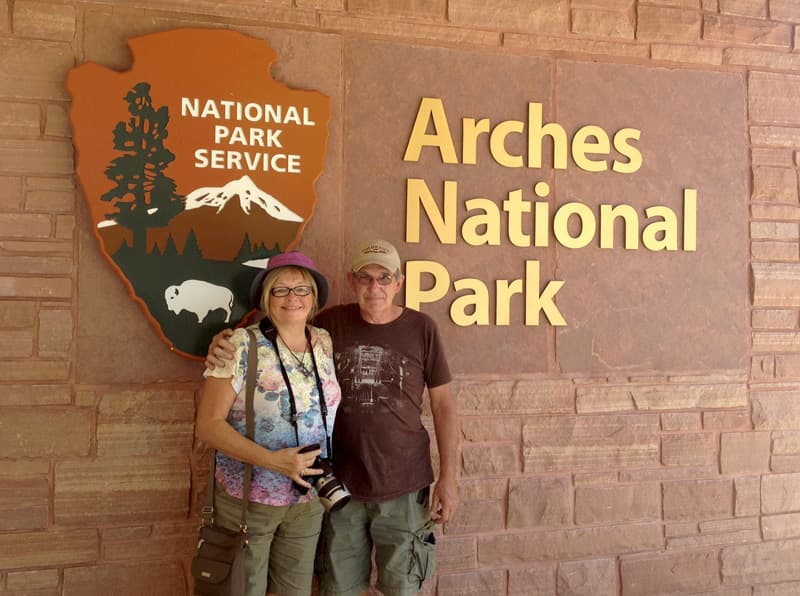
[{"xmin": 351, "ymin": 239, "xmax": 402, "ymax": 275}]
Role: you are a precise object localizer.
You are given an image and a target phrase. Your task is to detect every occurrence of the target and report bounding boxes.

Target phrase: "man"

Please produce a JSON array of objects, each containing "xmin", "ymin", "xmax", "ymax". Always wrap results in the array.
[{"xmin": 206, "ymin": 239, "xmax": 459, "ymax": 596}]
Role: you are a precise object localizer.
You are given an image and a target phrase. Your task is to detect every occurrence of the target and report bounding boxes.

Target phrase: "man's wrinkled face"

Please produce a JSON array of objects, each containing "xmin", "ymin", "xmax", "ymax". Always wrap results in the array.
[{"xmin": 348, "ymin": 264, "xmax": 403, "ymax": 318}]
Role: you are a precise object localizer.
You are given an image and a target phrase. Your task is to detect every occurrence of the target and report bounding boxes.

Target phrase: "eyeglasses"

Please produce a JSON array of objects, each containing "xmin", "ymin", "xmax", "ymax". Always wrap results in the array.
[
  {"xmin": 353, "ymin": 272, "xmax": 395, "ymax": 286},
  {"xmin": 270, "ymin": 285, "xmax": 313, "ymax": 297}
]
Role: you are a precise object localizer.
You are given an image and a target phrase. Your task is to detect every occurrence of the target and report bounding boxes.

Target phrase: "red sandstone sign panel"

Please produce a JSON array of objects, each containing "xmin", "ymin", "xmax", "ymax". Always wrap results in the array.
[
  {"xmin": 341, "ymin": 40, "xmax": 747, "ymax": 374},
  {"xmin": 67, "ymin": 29, "xmax": 331, "ymax": 358}
]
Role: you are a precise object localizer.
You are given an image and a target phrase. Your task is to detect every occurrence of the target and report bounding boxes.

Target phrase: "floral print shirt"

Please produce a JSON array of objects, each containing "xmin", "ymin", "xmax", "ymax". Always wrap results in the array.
[{"xmin": 204, "ymin": 323, "xmax": 341, "ymax": 506}]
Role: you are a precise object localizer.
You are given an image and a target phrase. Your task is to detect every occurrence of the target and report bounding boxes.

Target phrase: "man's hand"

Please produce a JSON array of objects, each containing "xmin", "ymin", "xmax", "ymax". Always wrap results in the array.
[
  {"xmin": 429, "ymin": 477, "xmax": 458, "ymax": 524},
  {"xmin": 205, "ymin": 329, "xmax": 236, "ymax": 369}
]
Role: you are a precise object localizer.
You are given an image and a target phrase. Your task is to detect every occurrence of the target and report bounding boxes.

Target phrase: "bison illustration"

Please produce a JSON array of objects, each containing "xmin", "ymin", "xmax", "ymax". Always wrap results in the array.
[{"xmin": 164, "ymin": 280, "xmax": 233, "ymax": 324}]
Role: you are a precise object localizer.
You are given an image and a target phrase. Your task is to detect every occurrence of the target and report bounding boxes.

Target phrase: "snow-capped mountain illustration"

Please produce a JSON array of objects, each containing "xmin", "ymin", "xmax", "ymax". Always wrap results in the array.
[
  {"xmin": 97, "ymin": 176, "xmax": 305, "ymax": 261},
  {"xmin": 185, "ymin": 175, "xmax": 303, "ymax": 222}
]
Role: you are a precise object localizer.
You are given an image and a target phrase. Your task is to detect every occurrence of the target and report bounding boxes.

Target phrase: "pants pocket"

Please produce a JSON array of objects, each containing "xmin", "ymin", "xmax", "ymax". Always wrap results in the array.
[{"xmin": 409, "ymin": 519, "xmax": 437, "ymax": 588}]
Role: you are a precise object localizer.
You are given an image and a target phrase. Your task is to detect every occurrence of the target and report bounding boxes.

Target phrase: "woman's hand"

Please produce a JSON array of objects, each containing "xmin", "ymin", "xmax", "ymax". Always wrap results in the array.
[{"xmin": 266, "ymin": 445, "xmax": 324, "ymax": 489}]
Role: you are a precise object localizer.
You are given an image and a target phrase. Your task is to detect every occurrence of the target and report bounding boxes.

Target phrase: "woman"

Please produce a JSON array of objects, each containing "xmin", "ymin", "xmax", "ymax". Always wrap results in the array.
[{"xmin": 196, "ymin": 251, "xmax": 341, "ymax": 596}]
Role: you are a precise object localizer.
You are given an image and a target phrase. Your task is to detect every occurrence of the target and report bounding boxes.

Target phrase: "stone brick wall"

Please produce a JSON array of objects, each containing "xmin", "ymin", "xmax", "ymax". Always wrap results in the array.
[{"xmin": 2, "ymin": 0, "xmax": 800, "ymax": 594}]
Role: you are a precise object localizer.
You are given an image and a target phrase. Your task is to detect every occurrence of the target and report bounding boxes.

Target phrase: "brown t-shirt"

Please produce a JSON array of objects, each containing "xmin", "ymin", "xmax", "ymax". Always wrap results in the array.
[{"xmin": 315, "ymin": 303, "xmax": 452, "ymax": 502}]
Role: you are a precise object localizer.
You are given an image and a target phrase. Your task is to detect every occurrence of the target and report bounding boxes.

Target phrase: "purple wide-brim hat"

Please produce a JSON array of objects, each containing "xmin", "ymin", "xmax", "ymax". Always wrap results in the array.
[{"xmin": 249, "ymin": 251, "xmax": 329, "ymax": 311}]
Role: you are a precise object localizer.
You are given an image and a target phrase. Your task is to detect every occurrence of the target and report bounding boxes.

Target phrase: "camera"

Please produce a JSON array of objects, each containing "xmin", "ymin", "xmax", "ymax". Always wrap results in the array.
[{"xmin": 294, "ymin": 444, "xmax": 351, "ymax": 512}]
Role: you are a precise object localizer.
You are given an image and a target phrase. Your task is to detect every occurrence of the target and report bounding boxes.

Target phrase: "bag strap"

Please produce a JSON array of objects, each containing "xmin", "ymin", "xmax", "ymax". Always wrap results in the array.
[{"xmin": 202, "ymin": 330, "xmax": 257, "ymax": 532}]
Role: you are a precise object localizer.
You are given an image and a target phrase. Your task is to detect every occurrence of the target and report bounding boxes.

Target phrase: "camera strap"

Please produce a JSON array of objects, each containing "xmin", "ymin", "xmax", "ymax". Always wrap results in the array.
[{"xmin": 259, "ymin": 320, "xmax": 333, "ymax": 458}]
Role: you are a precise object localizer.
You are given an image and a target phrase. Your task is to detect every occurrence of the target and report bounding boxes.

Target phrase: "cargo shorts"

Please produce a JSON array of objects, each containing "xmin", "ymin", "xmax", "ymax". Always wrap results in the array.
[
  {"xmin": 214, "ymin": 484, "xmax": 324, "ymax": 596},
  {"xmin": 317, "ymin": 488, "xmax": 437, "ymax": 596}
]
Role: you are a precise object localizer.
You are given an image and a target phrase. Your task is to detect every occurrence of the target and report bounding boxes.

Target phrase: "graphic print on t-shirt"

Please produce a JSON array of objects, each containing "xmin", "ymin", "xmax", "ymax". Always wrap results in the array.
[{"xmin": 334, "ymin": 344, "xmax": 408, "ymax": 410}]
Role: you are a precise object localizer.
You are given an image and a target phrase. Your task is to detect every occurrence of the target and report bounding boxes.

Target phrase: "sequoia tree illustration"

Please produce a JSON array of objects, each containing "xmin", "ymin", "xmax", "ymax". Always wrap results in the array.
[{"xmin": 101, "ymin": 82, "xmax": 183, "ymax": 252}]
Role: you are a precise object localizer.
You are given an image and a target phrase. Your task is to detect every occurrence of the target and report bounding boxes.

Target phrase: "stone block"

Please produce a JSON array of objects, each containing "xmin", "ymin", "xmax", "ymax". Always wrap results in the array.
[
  {"xmin": 734, "ymin": 476, "xmax": 761, "ymax": 517},
  {"xmin": 462, "ymin": 443, "xmax": 518, "ymax": 476},
  {"xmin": 752, "ymin": 147, "xmax": 795, "ymax": 167},
  {"xmin": 663, "ymin": 479, "xmax": 733, "ymax": 521},
  {"xmin": 622, "ymin": 550, "xmax": 720, "ymax": 594},
  {"xmin": 456, "ymin": 380, "xmax": 572, "ymax": 414},
  {"xmin": 752, "ymin": 204, "xmax": 800, "ymax": 222},
  {"xmin": 668, "ymin": 528, "xmax": 761, "ymax": 549},
  {"xmin": 37, "ymin": 308, "xmax": 72, "ymax": 356},
  {"xmin": 0, "ymin": 213, "xmax": 51, "ymax": 238},
  {"xmin": 0, "ymin": 38, "xmax": 73, "ymax": 100},
  {"xmin": 637, "ymin": 5, "xmax": 701, "ymax": 42},
  {"xmin": 771, "ymin": 0, "xmax": 800, "ymax": 19},
  {"xmin": 752, "ymin": 355, "xmax": 776, "ymax": 380},
  {"xmin": 577, "ymin": 383, "xmax": 747, "ymax": 413},
  {"xmin": 54, "ymin": 457, "xmax": 190, "ymax": 525},
  {"xmin": 661, "ymin": 432, "xmax": 717, "ymax": 466},
  {"xmin": 705, "ymin": 14, "xmax": 792, "ymax": 47},
  {"xmin": 444, "ymin": 498, "xmax": 505, "ymax": 535},
  {"xmin": 0, "ymin": 529, "xmax": 97, "ymax": 569},
  {"xmin": 460, "ymin": 416, "xmax": 521, "ymax": 442},
  {"xmin": 773, "ymin": 430, "xmax": 800, "ymax": 454},
  {"xmin": 772, "ymin": 455, "xmax": 800, "ymax": 472},
  {"xmin": 722, "ymin": 538, "xmax": 800, "ymax": 585},
  {"xmin": 665, "ymin": 521, "xmax": 698, "ymax": 538},
  {"xmin": 704, "ymin": 410, "xmax": 751, "ymax": 430},
  {"xmin": 764, "ymin": 512, "xmax": 800, "ymax": 540},
  {"xmin": 721, "ymin": 431, "xmax": 771, "ymax": 474},
  {"xmin": 26, "ymin": 189, "xmax": 75, "ymax": 213},
  {"xmin": 574, "ymin": 471, "xmax": 619, "ymax": 486},
  {"xmin": 101, "ymin": 521, "xmax": 196, "ymax": 561},
  {"xmin": 0, "ymin": 138, "xmax": 74, "ymax": 175},
  {"xmin": 661, "ymin": 412, "xmax": 701, "ymax": 430},
  {"xmin": 752, "ymin": 241, "xmax": 800, "ymax": 261},
  {"xmin": 651, "ymin": 43, "xmax": 723, "ymax": 65},
  {"xmin": 0, "ymin": 407, "xmax": 90, "ymax": 457},
  {"xmin": 754, "ymin": 331, "xmax": 800, "ymax": 352},
  {"xmin": 751, "ymin": 125, "xmax": 800, "ymax": 147},
  {"xmin": 753, "ymin": 389, "xmax": 800, "ymax": 429},
  {"xmin": 0, "ymin": 275, "xmax": 72, "ymax": 298},
  {"xmin": 0, "ymin": 476, "xmax": 49, "ymax": 530},
  {"xmin": 62, "ymin": 562, "xmax": 186, "ymax": 596},
  {"xmin": 752, "ymin": 165, "xmax": 799, "ymax": 202},
  {"xmin": 776, "ymin": 355, "xmax": 800, "ymax": 378},
  {"xmin": 0, "ymin": 101, "xmax": 40, "ymax": 137},
  {"xmin": 6, "ymin": 567, "xmax": 59, "ymax": 592},
  {"xmin": 0, "ymin": 359, "xmax": 69, "ymax": 381},
  {"xmin": 700, "ymin": 517, "xmax": 759, "ymax": 534},
  {"xmin": 505, "ymin": 32, "xmax": 648, "ymax": 58},
  {"xmin": 96, "ymin": 389, "xmax": 195, "ymax": 457},
  {"xmin": 507, "ymin": 476, "xmax": 571, "ymax": 528},
  {"xmin": 437, "ymin": 535, "xmax": 476, "ymax": 571},
  {"xmin": 571, "ymin": 8, "xmax": 634, "ymax": 38},
  {"xmin": 449, "ymin": 0, "xmax": 568, "ymax": 34},
  {"xmin": 437, "ymin": 569, "xmax": 506, "ymax": 596},
  {"xmin": 558, "ymin": 557, "xmax": 617, "ymax": 595},
  {"xmin": 456, "ymin": 477, "xmax": 507, "ymax": 501},
  {"xmin": 348, "ymin": 0, "xmax": 444, "ymax": 19},
  {"xmin": 508, "ymin": 562, "xmax": 556, "ymax": 595},
  {"xmin": 478, "ymin": 522, "xmax": 663, "ymax": 564},
  {"xmin": 54, "ymin": 214, "xmax": 74, "ymax": 239},
  {"xmin": 752, "ymin": 222, "xmax": 799, "ymax": 241},
  {"xmin": 0, "ymin": 328, "xmax": 33, "ymax": 357},
  {"xmin": 720, "ymin": 0, "xmax": 767, "ymax": 17},
  {"xmin": 762, "ymin": 473, "xmax": 800, "ymax": 514},
  {"xmin": 523, "ymin": 414, "xmax": 660, "ymax": 473},
  {"xmin": 574, "ymin": 483, "xmax": 660, "ymax": 524},
  {"xmin": 14, "ymin": 1, "xmax": 76, "ymax": 41},
  {"xmin": 753, "ymin": 309, "xmax": 798, "ymax": 329},
  {"xmin": 320, "ymin": 13, "xmax": 499, "ymax": 46}
]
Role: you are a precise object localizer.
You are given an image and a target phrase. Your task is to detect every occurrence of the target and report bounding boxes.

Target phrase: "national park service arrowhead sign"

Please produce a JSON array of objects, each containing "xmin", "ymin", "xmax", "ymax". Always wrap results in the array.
[{"xmin": 67, "ymin": 28, "xmax": 331, "ymax": 359}]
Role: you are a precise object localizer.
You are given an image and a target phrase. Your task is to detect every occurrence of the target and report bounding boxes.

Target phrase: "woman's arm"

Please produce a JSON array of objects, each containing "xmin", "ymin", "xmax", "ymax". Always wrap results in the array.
[{"xmin": 196, "ymin": 377, "xmax": 322, "ymax": 487}]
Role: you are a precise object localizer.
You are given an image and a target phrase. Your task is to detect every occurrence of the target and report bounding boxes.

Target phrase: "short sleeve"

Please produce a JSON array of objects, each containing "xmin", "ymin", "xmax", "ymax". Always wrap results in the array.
[{"xmin": 202, "ymin": 328, "xmax": 250, "ymax": 395}]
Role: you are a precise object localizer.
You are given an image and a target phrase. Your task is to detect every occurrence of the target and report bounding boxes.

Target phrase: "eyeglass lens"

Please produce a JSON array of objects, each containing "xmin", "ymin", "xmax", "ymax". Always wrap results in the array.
[
  {"xmin": 355, "ymin": 273, "xmax": 394, "ymax": 286},
  {"xmin": 271, "ymin": 286, "xmax": 313, "ymax": 297}
]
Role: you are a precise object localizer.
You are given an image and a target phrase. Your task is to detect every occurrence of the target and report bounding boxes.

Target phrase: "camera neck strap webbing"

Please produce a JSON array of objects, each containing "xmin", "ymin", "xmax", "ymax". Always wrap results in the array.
[{"xmin": 259, "ymin": 320, "xmax": 332, "ymax": 457}]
